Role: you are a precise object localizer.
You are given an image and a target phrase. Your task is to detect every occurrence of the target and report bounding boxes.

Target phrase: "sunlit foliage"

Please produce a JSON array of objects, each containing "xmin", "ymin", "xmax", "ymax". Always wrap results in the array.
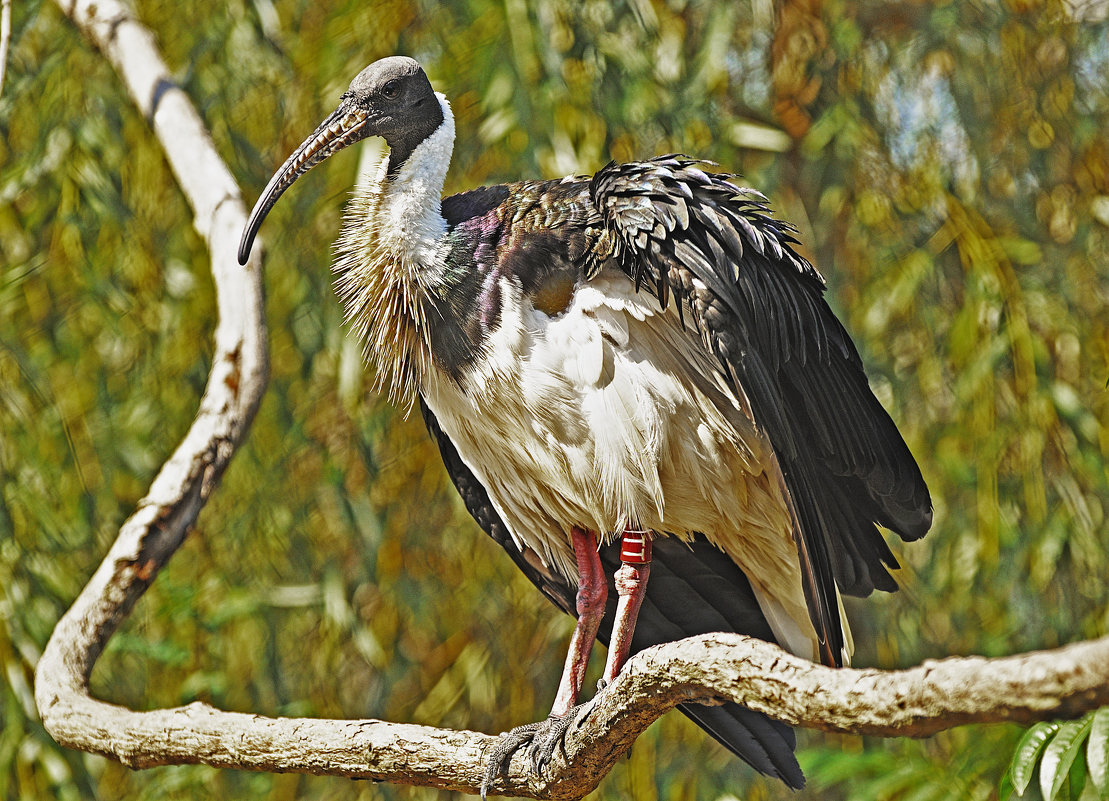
[{"xmin": 1, "ymin": 1, "xmax": 1106, "ymax": 799}]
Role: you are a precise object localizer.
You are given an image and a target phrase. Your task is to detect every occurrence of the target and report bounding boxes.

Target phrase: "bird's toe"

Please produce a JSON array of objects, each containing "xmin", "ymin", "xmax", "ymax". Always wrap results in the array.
[
  {"xmin": 481, "ymin": 721, "xmax": 542, "ymax": 799},
  {"xmin": 525, "ymin": 711, "xmax": 579, "ymax": 773},
  {"xmin": 480, "ymin": 707, "xmax": 588, "ymax": 798}
]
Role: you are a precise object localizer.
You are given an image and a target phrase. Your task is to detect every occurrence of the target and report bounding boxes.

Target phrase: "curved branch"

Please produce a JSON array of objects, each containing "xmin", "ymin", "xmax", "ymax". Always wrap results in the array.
[
  {"xmin": 34, "ymin": 0, "xmax": 268, "ymax": 740},
  {"xmin": 37, "ymin": 630, "xmax": 1109, "ymax": 800},
  {"xmin": 32, "ymin": 2, "xmax": 1109, "ymax": 801}
]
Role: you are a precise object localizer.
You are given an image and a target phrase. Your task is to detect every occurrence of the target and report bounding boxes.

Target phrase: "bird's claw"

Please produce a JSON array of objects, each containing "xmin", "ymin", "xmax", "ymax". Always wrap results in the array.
[{"xmin": 480, "ymin": 706, "xmax": 587, "ymax": 799}]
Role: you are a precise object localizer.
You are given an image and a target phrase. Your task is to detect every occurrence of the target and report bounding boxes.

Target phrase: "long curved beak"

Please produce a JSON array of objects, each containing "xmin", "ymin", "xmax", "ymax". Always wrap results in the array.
[{"xmin": 238, "ymin": 101, "xmax": 374, "ymax": 265}]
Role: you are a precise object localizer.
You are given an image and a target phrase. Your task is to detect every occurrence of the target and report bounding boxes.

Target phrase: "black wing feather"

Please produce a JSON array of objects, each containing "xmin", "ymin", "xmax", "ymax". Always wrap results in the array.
[
  {"xmin": 591, "ymin": 156, "xmax": 932, "ymax": 664},
  {"xmin": 419, "ymin": 401, "xmax": 803, "ymax": 788}
]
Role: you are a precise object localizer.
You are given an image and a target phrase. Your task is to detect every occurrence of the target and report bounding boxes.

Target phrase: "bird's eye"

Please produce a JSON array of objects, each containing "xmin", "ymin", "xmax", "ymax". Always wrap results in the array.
[{"xmin": 382, "ymin": 80, "xmax": 398, "ymax": 98}]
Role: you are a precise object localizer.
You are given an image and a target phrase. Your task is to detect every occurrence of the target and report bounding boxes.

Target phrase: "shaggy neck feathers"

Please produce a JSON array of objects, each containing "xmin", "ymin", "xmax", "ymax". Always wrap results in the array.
[{"xmin": 333, "ymin": 93, "xmax": 455, "ymax": 406}]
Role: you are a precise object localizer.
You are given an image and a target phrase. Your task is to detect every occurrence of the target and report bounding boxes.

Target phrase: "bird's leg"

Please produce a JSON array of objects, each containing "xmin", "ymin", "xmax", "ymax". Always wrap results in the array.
[
  {"xmin": 550, "ymin": 525, "xmax": 608, "ymax": 715},
  {"xmin": 481, "ymin": 527, "xmax": 606, "ymax": 798},
  {"xmin": 600, "ymin": 528, "xmax": 653, "ymax": 687}
]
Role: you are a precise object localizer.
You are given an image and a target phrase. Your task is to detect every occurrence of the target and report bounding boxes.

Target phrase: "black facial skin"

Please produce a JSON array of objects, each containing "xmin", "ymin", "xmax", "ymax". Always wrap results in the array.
[
  {"xmin": 341, "ymin": 56, "xmax": 444, "ymax": 175},
  {"xmin": 238, "ymin": 56, "xmax": 445, "ymax": 264}
]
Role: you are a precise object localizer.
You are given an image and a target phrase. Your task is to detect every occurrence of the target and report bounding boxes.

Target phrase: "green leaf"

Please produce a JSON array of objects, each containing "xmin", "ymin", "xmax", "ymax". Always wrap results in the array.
[
  {"xmin": 1013, "ymin": 723, "xmax": 1061, "ymax": 795},
  {"xmin": 1064, "ymin": 745, "xmax": 1082, "ymax": 798},
  {"xmin": 1041, "ymin": 718, "xmax": 1094, "ymax": 801},
  {"xmin": 1088, "ymin": 709, "xmax": 1109, "ymax": 800}
]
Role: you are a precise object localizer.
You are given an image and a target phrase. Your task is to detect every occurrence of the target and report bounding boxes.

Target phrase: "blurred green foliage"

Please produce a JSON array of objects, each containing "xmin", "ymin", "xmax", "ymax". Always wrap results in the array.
[{"xmin": 1, "ymin": 0, "xmax": 1107, "ymax": 799}]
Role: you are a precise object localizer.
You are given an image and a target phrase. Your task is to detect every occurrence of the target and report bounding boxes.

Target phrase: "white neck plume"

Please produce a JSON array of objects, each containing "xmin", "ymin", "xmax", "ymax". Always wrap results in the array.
[{"xmin": 331, "ymin": 93, "xmax": 456, "ymax": 407}]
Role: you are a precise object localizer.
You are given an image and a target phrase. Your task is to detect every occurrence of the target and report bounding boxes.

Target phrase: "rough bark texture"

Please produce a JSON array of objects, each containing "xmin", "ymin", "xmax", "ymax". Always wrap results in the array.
[
  {"xmin": 32, "ymin": 2, "xmax": 1109, "ymax": 801},
  {"xmin": 35, "ymin": 0, "xmax": 269, "ymax": 773}
]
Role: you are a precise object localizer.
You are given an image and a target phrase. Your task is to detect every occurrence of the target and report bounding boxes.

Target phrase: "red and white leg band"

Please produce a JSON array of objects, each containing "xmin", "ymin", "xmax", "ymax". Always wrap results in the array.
[{"xmin": 619, "ymin": 529, "xmax": 653, "ymax": 564}]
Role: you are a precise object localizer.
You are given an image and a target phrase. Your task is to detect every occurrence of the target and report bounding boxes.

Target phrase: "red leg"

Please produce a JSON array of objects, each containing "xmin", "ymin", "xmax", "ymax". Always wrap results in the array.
[
  {"xmin": 601, "ymin": 529, "xmax": 652, "ymax": 685},
  {"xmin": 550, "ymin": 526, "xmax": 607, "ymax": 716},
  {"xmin": 481, "ymin": 527, "xmax": 652, "ymax": 798}
]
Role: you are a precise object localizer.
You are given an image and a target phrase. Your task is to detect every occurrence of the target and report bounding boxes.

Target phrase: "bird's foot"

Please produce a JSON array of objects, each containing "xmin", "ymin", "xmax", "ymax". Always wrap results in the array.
[{"xmin": 480, "ymin": 706, "xmax": 588, "ymax": 799}]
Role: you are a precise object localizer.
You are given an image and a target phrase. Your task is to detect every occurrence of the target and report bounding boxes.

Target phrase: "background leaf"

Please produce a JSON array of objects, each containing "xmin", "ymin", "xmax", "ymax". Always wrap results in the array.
[
  {"xmin": 1014, "ymin": 723, "xmax": 1063, "ymax": 796},
  {"xmin": 1087, "ymin": 709, "xmax": 1109, "ymax": 800},
  {"xmin": 1040, "ymin": 718, "xmax": 1093, "ymax": 801}
]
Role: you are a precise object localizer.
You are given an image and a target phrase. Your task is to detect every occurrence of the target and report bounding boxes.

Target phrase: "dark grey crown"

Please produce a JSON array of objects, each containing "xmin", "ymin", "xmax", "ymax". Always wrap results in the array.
[{"xmin": 343, "ymin": 56, "xmax": 444, "ymax": 174}]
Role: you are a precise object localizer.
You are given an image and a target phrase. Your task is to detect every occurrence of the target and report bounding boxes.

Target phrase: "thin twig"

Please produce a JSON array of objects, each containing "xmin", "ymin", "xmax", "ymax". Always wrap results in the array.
[{"xmin": 0, "ymin": 0, "xmax": 12, "ymax": 99}]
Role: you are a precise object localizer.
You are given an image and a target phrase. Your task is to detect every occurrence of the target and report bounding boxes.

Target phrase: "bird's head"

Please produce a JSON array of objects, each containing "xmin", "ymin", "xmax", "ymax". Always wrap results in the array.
[{"xmin": 237, "ymin": 56, "xmax": 443, "ymax": 265}]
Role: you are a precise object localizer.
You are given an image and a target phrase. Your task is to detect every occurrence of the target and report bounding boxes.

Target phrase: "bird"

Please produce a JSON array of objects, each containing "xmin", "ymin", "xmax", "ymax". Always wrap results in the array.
[{"xmin": 238, "ymin": 56, "xmax": 932, "ymax": 796}]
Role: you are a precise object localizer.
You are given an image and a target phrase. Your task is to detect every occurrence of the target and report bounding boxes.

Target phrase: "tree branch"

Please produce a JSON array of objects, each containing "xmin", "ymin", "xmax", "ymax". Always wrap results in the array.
[
  {"xmin": 32, "ymin": 2, "xmax": 1109, "ymax": 800},
  {"xmin": 0, "ymin": 0, "xmax": 10, "ymax": 99},
  {"xmin": 35, "ymin": 0, "xmax": 269, "ymax": 760},
  {"xmin": 37, "ymin": 627, "xmax": 1109, "ymax": 800}
]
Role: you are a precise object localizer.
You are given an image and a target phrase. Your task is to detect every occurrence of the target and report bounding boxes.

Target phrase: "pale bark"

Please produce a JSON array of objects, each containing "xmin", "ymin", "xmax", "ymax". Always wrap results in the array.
[
  {"xmin": 33, "ymin": 1, "xmax": 1109, "ymax": 800},
  {"xmin": 0, "ymin": 0, "xmax": 10, "ymax": 98}
]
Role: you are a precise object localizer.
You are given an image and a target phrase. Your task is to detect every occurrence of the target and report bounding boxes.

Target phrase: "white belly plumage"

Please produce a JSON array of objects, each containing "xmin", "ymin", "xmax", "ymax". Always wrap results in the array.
[{"xmin": 421, "ymin": 270, "xmax": 845, "ymax": 663}]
